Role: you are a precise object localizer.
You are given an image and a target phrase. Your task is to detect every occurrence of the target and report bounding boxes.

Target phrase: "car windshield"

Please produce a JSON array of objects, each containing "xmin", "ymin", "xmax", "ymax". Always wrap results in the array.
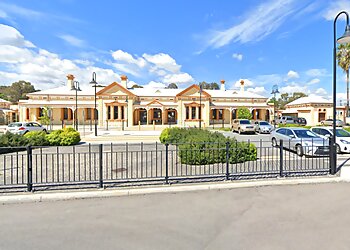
[
  {"xmin": 294, "ymin": 130, "xmax": 318, "ymax": 138},
  {"xmin": 332, "ymin": 129, "xmax": 350, "ymax": 137},
  {"xmin": 259, "ymin": 121, "xmax": 269, "ymax": 125},
  {"xmin": 240, "ymin": 120, "xmax": 250, "ymax": 124},
  {"xmin": 8, "ymin": 123, "xmax": 22, "ymax": 127}
]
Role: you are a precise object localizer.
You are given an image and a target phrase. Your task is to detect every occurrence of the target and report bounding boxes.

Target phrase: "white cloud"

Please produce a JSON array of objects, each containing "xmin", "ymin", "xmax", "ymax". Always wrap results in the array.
[
  {"xmin": 58, "ymin": 34, "xmax": 86, "ymax": 47},
  {"xmin": 305, "ymin": 68, "xmax": 328, "ymax": 77},
  {"xmin": 205, "ymin": 0, "xmax": 295, "ymax": 48},
  {"xmin": 0, "ymin": 24, "xmax": 35, "ymax": 47},
  {"xmin": 315, "ymin": 87, "xmax": 328, "ymax": 96},
  {"xmin": 287, "ymin": 70, "xmax": 299, "ymax": 79},
  {"xmin": 162, "ymin": 73, "xmax": 194, "ymax": 84},
  {"xmin": 246, "ymin": 86, "xmax": 267, "ymax": 96},
  {"xmin": 279, "ymin": 83, "xmax": 308, "ymax": 94},
  {"xmin": 323, "ymin": 0, "xmax": 350, "ymax": 21},
  {"xmin": 234, "ymin": 79, "xmax": 254, "ymax": 88},
  {"xmin": 307, "ymin": 78, "xmax": 320, "ymax": 85},
  {"xmin": 143, "ymin": 81, "xmax": 167, "ymax": 89},
  {"xmin": 232, "ymin": 53, "xmax": 243, "ymax": 61},
  {"xmin": 143, "ymin": 53, "xmax": 181, "ymax": 73},
  {"xmin": 112, "ymin": 50, "xmax": 147, "ymax": 68}
]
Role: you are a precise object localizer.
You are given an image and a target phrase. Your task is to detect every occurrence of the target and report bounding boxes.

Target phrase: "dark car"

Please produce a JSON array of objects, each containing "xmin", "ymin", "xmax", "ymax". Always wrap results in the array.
[{"xmin": 294, "ymin": 117, "xmax": 307, "ymax": 126}]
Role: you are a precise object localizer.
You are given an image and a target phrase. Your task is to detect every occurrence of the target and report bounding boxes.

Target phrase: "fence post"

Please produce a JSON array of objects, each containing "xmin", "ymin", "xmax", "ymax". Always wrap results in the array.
[
  {"xmin": 99, "ymin": 144, "xmax": 103, "ymax": 188},
  {"xmin": 225, "ymin": 141, "xmax": 230, "ymax": 180},
  {"xmin": 279, "ymin": 140, "xmax": 283, "ymax": 177},
  {"xmin": 165, "ymin": 143, "xmax": 169, "ymax": 184},
  {"xmin": 27, "ymin": 146, "xmax": 33, "ymax": 192}
]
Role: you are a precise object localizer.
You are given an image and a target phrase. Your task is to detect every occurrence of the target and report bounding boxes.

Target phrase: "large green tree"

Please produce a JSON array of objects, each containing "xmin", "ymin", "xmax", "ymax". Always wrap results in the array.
[
  {"xmin": 199, "ymin": 81, "xmax": 219, "ymax": 90},
  {"xmin": 0, "ymin": 81, "xmax": 37, "ymax": 103},
  {"xmin": 236, "ymin": 107, "xmax": 252, "ymax": 120},
  {"xmin": 276, "ymin": 92, "xmax": 308, "ymax": 109},
  {"xmin": 337, "ymin": 43, "xmax": 350, "ymax": 117},
  {"xmin": 166, "ymin": 83, "xmax": 178, "ymax": 89}
]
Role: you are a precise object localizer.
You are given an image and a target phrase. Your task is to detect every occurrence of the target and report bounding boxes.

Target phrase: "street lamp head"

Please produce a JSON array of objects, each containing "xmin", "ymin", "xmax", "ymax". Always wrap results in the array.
[
  {"xmin": 271, "ymin": 84, "xmax": 279, "ymax": 95},
  {"xmin": 337, "ymin": 24, "xmax": 350, "ymax": 44},
  {"xmin": 74, "ymin": 81, "xmax": 82, "ymax": 91},
  {"xmin": 89, "ymin": 72, "xmax": 98, "ymax": 86}
]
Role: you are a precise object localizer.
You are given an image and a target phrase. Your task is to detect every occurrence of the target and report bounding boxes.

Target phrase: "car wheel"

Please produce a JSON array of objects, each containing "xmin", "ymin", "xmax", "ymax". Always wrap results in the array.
[
  {"xmin": 321, "ymin": 122, "xmax": 324, "ymax": 125},
  {"xmin": 336, "ymin": 144, "xmax": 341, "ymax": 154},
  {"xmin": 296, "ymin": 145, "xmax": 304, "ymax": 157},
  {"xmin": 272, "ymin": 138, "xmax": 277, "ymax": 147}
]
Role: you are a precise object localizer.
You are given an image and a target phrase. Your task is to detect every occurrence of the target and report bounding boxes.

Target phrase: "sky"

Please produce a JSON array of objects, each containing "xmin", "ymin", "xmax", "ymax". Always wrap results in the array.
[{"xmin": 0, "ymin": 0, "xmax": 350, "ymax": 100}]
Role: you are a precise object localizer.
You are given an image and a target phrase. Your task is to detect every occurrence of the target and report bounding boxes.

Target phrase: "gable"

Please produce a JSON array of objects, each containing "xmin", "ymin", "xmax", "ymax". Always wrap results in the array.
[
  {"xmin": 97, "ymin": 82, "xmax": 135, "ymax": 97},
  {"xmin": 176, "ymin": 84, "xmax": 211, "ymax": 98}
]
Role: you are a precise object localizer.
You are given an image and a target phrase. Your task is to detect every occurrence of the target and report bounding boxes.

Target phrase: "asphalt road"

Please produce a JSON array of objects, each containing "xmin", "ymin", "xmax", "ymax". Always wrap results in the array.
[{"xmin": 1, "ymin": 182, "xmax": 350, "ymax": 250}]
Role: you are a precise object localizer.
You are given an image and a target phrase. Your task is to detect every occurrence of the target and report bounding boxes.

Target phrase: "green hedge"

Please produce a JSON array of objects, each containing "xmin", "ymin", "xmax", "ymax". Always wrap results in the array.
[
  {"xmin": 160, "ymin": 128, "xmax": 257, "ymax": 165},
  {"xmin": 0, "ymin": 127, "xmax": 81, "ymax": 149},
  {"xmin": 278, "ymin": 124, "xmax": 312, "ymax": 129}
]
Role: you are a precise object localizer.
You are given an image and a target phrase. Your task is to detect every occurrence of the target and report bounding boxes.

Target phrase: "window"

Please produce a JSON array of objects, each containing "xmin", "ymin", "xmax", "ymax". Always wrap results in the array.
[
  {"xmin": 121, "ymin": 106, "xmax": 125, "ymax": 119},
  {"xmin": 212, "ymin": 109, "xmax": 224, "ymax": 120},
  {"xmin": 26, "ymin": 108, "xmax": 30, "ymax": 120},
  {"xmin": 113, "ymin": 106, "xmax": 118, "ymax": 120},
  {"xmin": 191, "ymin": 107, "xmax": 196, "ymax": 119},
  {"xmin": 86, "ymin": 108, "xmax": 92, "ymax": 120},
  {"xmin": 63, "ymin": 108, "xmax": 69, "ymax": 120},
  {"xmin": 198, "ymin": 107, "xmax": 201, "ymax": 120},
  {"xmin": 186, "ymin": 106, "xmax": 189, "ymax": 119},
  {"xmin": 107, "ymin": 106, "xmax": 111, "ymax": 120}
]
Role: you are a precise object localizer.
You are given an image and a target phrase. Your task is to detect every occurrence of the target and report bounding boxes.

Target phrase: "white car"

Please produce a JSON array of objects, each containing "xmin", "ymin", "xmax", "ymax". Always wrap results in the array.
[
  {"xmin": 310, "ymin": 127, "xmax": 350, "ymax": 153},
  {"xmin": 5, "ymin": 122, "xmax": 47, "ymax": 135}
]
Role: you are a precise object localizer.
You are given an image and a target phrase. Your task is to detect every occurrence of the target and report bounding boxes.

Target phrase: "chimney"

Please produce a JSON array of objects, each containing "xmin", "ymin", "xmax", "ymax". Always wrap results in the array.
[
  {"xmin": 120, "ymin": 75, "xmax": 128, "ymax": 88},
  {"xmin": 67, "ymin": 74, "xmax": 75, "ymax": 90},
  {"xmin": 240, "ymin": 80, "xmax": 245, "ymax": 94},
  {"xmin": 220, "ymin": 79, "xmax": 225, "ymax": 91}
]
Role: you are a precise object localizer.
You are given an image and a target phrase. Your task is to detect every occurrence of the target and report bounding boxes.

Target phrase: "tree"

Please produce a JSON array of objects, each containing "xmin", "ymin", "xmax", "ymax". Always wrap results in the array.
[
  {"xmin": 0, "ymin": 81, "xmax": 37, "ymax": 103},
  {"xmin": 166, "ymin": 83, "xmax": 178, "ymax": 89},
  {"xmin": 337, "ymin": 43, "xmax": 350, "ymax": 117},
  {"xmin": 199, "ymin": 81, "xmax": 219, "ymax": 90},
  {"xmin": 276, "ymin": 92, "xmax": 308, "ymax": 109},
  {"xmin": 131, "ymin": 84, "xmax": 143, "ymax": 88},
  {"xmin": 236, "ymin": 107, "xmax": 252, "ymax": 120},
  {"xmin": 38, "ymin": 107, "xmax": 51, "ymax": 129}
]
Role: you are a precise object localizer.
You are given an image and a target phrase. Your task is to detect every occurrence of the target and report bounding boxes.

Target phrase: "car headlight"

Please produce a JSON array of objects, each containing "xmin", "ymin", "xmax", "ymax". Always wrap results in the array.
[{"xmin": 340, "ymin": 139, "xmax": 350, "ymax": 144}]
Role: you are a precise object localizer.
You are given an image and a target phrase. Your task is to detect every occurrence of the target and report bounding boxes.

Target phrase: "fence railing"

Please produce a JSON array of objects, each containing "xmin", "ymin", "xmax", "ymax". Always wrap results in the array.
[{"xmin": 0, "ymin": 140, "xmax": 331, "ymax": 192}]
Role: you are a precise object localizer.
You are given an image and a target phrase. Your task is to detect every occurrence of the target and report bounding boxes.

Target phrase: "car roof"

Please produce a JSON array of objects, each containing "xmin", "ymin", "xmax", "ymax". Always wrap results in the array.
[{"xmin": 281, "ymin": 127, "xmax": 309, "ymax": 131}]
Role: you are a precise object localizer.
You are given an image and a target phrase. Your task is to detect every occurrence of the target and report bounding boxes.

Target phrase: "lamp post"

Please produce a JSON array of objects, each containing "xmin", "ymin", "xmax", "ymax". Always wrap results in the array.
[
  {"xmin": 332, "ymin": 11, "xmax": 350, "ymax": 174},
  {"xmin": 89, "ymin": 72, "xmax": 98, "ymax": 136},
  {"xmin": 199, "ymin": 84, "xmax": 203, "ymax": 129},
  {"xmin": 73, "ymin": 81, "xmax": 81, "ymax": 131},
  {"xmin": 125, "ymin": 96, "xmax": 129, "ymax": 129},
  {"xmin": 271, "ymin": 84, "xmax": 279, "ymax": 129}
]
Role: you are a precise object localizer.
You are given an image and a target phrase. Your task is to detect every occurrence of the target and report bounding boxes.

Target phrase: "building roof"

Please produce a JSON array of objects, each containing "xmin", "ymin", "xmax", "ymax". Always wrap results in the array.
[
  {"xmin": 27, "ymin": 85, "xmax": 104, "ymax": 96},
  {"xmin": 130, "ymin": 88, "xmax": 182, "ymax": 97},
  {"xmin": 205, "ymin": 89, "xmax": 266, "ymax": 99},
  {"xmin": 286, "ymin": 96, "xmax": 332, "ymax": 106},
  {"xmin": 0, "ymin": 98, "xmax": 11, "ymax": 103}
]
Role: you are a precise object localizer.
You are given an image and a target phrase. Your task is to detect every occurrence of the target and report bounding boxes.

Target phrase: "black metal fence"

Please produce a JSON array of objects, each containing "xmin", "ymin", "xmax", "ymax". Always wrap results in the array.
[{"xmin": 0, "ymin": 140, "xmax": 331, "ymax": 192}]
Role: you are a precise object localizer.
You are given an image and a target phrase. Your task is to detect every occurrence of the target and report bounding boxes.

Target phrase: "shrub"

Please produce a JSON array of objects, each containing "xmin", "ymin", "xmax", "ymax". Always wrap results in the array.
[
  {"xmin": 236, "ymin": 107, "xmax": 252, "ymax": 120},
  {"xmin": 0, "ymin": 132, "xmax": 28, "ymax": 147},
  {"xmin": 160, "ymin": 128, "xmax": 257, "ymax": 165},
  {"xmin": 278, "ymin": 124, "xmax": 312, "ymax": 129},
  {"xmin": 24, "ymin": 131, "xmax": 50, "ymax": 146},
  {"xmin": 46, "ymin": 127, "xmax": 80, "ymax": 146}
]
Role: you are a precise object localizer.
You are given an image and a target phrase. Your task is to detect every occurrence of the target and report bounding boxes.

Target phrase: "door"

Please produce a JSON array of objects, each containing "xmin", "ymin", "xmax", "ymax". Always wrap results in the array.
[{"xmin": 318, "ymin": 112, "xmax": 326, "ymax": 122}]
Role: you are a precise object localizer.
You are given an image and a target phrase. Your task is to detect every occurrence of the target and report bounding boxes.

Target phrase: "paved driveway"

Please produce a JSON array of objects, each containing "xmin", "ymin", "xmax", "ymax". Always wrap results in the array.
[{"xmin": 1, "ymin": 182, "xmax": 350, "ymax": 250}]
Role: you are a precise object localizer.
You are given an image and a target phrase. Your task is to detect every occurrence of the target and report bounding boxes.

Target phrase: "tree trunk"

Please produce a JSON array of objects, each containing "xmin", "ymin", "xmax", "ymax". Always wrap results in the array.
[{"xmin": 347, "ymin": 70, "xmax": 349, "ymax": 117}]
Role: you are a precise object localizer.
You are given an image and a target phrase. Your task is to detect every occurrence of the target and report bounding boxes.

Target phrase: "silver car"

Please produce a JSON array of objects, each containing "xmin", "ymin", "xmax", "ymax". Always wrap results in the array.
[
  {"xmin": 254, "ymin": 121, "xmax": 273, "ymax": 134},
  {"xmin": 271, "ymin": 127, "xmax": 329, "ymax": 156},
  {"xmin": 232, "ymin": 119, "xmax": 255, "ymax": 134},
  {"xmin": 320, "ymin": 119, "xmax": 344, "ymax": 127},
  {"xmin": 5, "ymin": 122, "xmax": 47, "ymax": 135},
  {"xmin": 311, "ymin": 127, "xmax": 350, "ymax": 153}
]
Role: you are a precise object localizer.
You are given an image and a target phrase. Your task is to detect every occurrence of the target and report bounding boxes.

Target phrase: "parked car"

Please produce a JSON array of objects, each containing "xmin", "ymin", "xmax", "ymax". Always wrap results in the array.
[
  {"xmin": 232, "ymin": 119, "xmax": 255, "ymax": 134},
  {"xmin": 320, "ymin": 118, "xmax": 344, "ymax": 127},
  {"xmin": 279, "ymin": 116, "xmax": 295, "ymax": 125},
  {"xmin": 271, "ymin": 127, "xmax": 329, "ymax": 156},
  {"xmin": 311, "ymin": 127, "xmax": 350, "ymax": 153},
  {"xmin": 293, "ymin": 117, "xmax": 307, "ymax": 126},
  {"xmin": 254, "ymin": 121, "xmax": 273, "ymax": 134},
  {"xmin": 5, "ymin": 122, "xmax": 46, "ymax": 135}
]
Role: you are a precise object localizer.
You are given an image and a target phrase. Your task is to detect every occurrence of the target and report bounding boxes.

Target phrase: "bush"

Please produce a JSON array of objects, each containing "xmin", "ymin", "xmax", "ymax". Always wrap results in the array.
[
  {"xmin": 278, "ymin": 124, "xmax": 312, "ymax": 129},
  {"xmin": 160, "ymin": 128, "xmax": 257, "ymax": 165},
  {"xmin": 46, "ymin": 127, "xmax": 80, "ymax": 146},
  {"xmin": 237, "ymin": 107, "xmax": 252, "ymax": 120},
  {"xmin": 24, "ymin": 131, "xmax": 50, "ymax": 146},
  {"xmin": 0, "ymin": 132, "xmax": 28, "ymax": 147}
]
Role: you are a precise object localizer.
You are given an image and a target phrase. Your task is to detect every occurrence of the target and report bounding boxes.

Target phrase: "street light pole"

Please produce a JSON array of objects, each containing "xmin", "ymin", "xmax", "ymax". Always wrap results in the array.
[
  {"xmin": 126, "ymin": 96, "xmax": 128, "ymax": 129},
  {"xmin": 89, "ymin": 72, "xmax": 98, "ymax": 136},
  {"xmin": 332, "ymin": 11, "xmax": 350, "ymax": 174},
  {"xmin": 271, "ymin": 85, "xmax": 279, "ymax": 129},
  {"xmin": 74, "ymin": 81, "xmax": 81, "ymax": 131},
  {"xmin": 199, "ymin": 84, "xmax": 202, "ymax": 129}
]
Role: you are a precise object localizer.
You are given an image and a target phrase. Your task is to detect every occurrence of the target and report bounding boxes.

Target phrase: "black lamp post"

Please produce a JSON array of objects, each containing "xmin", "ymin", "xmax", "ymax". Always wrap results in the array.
[
  {"xmin": 199, "ymin": 84, "xmax": 203, "ymax": 129},
  {"xmin": 73, "ymin": 81, "xmax": 81, "ymax": 131},
  {"xmin": 89, "ymin": 72, "xmax": 98, "ymax": 136},
  {"xmin": 125, "ymin": 96, "xmax": 129, "ymax": 128},
  {"xmin": 332, "ymin": 11, "xmax": 350, "ymax": 174},
  {"xmin": 271, "ymin": 84, "xmax": 279, "ymax": 129}
]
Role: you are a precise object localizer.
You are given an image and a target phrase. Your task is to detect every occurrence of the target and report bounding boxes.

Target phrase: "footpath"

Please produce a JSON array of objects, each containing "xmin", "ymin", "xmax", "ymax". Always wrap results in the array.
[{"xmin": 81, "ymin": 130, "xmax": 161, "ymax": 144}]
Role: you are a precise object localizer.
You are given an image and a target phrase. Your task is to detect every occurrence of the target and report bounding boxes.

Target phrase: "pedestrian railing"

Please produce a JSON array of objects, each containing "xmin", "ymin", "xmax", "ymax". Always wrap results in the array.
[{"xmin": 0, "ymin": 140, "xmax": 331, "ymax": 192}]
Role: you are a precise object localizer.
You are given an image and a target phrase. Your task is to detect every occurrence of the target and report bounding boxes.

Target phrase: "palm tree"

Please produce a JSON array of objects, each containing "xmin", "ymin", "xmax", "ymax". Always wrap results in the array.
[{"xmin": 337, "ymin": 43, "xmax": 350, "ymax": 117}]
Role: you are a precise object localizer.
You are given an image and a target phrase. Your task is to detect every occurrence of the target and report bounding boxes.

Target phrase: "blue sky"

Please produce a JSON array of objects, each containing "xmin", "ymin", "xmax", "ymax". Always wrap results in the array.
[{"xmin": 0, "ymin": 0, "xmax": 350, "ymax": 100}]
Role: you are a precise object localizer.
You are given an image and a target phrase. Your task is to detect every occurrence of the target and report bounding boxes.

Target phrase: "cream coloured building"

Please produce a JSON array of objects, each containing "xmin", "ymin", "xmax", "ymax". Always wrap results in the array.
[
  {"xmin": 18, "ymin": 74, "xmax": 274, "ymax": 130},
  {"xmin": 282, "ymin": 96, "xmax": 346, "ymax": 126}
]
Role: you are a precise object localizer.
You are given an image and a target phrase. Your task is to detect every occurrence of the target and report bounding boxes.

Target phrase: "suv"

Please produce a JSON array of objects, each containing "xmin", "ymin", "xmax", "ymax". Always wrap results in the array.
[
  {"xmin": 232, "ymin": 119, "xmax": 255, "ymax": 134},
  {"xmin": 279, "ymin": 116, "xmax": 295, "ymax": 125},
  {"xmin": 294, "ymin": 117, "xmax": 307, "ymax": 126}
]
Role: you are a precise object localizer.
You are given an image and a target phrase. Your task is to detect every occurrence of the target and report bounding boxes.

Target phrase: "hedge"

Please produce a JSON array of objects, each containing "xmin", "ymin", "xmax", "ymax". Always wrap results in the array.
[
  {"xmin": 160, "ymin": 128, "xmax": 257, "ymax": 165},
  {"xmin": 0, "ymin": 127, "xmax": 81, "ymax": 150}
]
